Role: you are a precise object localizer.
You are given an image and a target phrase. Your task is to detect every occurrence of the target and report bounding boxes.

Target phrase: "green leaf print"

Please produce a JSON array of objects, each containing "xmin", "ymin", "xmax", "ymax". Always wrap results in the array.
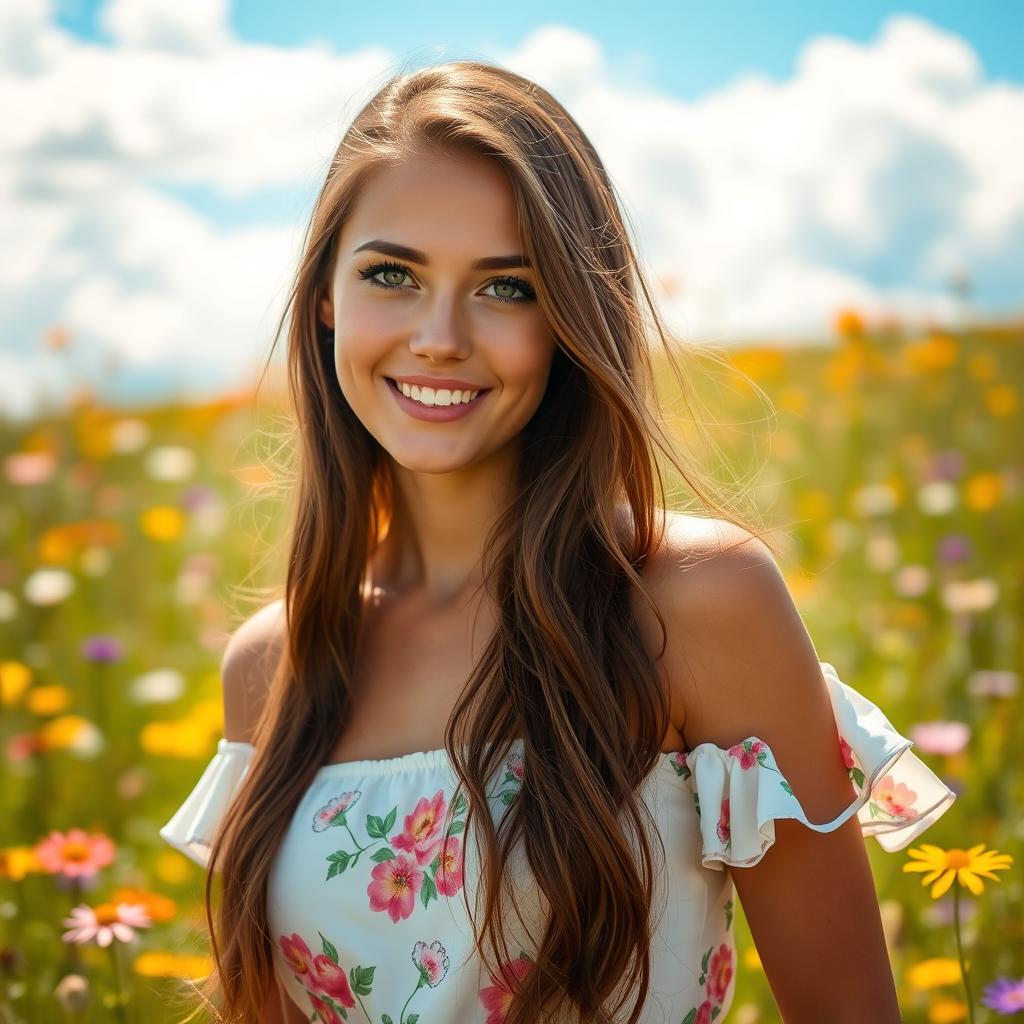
[
  {"xmin": 711, "ymin": 1006, "xmax": 721, "ymax": 1020},
  {"xmin": 366, "ymin": 814, "xmax": 388, "ymax": 839},
  {"xmin": 371, "ymin": 847, "xmax": 396, "ymax": 862},
  {"xmin": 407, "ymin": 1015, "xmax": 420, "ymax": 1024},
  {"xmin": 383, "ymin": 806, "xmax": 397, "ymax": 833},
  {"xmin": 693, "ymin": 791, "xmax": 701, "ymax": 817},
  {"xmin": 681, "ymin": 1008, "xmax": 697, "ymax": 1024},
  {"xmin": 320, "ymin": 932, "xmax": 339, "ymax": 964},
  {"xmin": 382, "ymin": 1015, "xmax": 394, "ymax": 1024},
  {"xmin": 724, "ymin": 896, "xmax": 733, "ymax": 930},
  {"xmin": 420, "ymin": 871, "xmax": 438, "ymax": 908},
  {"xmin": 350, "ymin": 964, "xmax": 375, "ymax": 996},
  {"xmin": 452, "ymin": 791, "xmax": 468, "ymax": 816},
  {"xmin": 851, "ymin": 767, "xmax": 865, "ymax": 789},
  {"xmin": 326, "ymin": 849, "xmax": 351, "ymax": 880},
  {"xmin": 780, "ymin": 779, "xmax": 794, "ymax": 796},
  {"xmin": 446, "ymin": 818, "xmax": 465, "ymax": 835}
]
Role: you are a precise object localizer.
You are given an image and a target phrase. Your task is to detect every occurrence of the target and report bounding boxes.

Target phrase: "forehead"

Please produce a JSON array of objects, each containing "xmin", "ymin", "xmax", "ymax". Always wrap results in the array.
[{"xmin": 342, "ymin": 148, "xmax": 523, "ymax": 255}]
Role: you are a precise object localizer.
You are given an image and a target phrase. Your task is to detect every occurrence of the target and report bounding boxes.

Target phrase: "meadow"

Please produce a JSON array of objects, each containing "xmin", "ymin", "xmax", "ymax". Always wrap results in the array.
[{"xmin": 1, "ymin": 315, "xmax": 1021, "ymax": 1023}]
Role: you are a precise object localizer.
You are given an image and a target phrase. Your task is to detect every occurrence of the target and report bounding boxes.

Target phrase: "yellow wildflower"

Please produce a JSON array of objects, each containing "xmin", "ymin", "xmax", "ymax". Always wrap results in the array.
[
  {"xmin": 985, "ymin": 384, "xmax": 1017, "ymax": 417},
  {"xmin": 152, "ymin": 852, "xmax": 192, "ymax": 885},
  {"xmin": 928, "ymin": 998, "xmax": 967, "ymax": 1023},
  {"xmin": 0, "ymin": 846, "xmax": 44, "ymax": 881},
  {"xmin": 133, "ymin": 951, "xmax": 213, "ymax": 980},
  {"xmin": 139, "ymin": 506, "xmax": 185, "ymax": 542},
  {"xmin": 1, "ymin": 661, "xmax": 32, "ymax": 705},
  {"xmin": 903, "ymin": 843, "xmax": 1013, "ymax": 898},
  {"xmin": 906, "ymin": 957, "xmax": 962, "ymax": 990},
  {"xmin": 963, "ymin": 472, "xmax": 1003, "ymax": 512},
  {"xmin": 25, "ymin": 685, "xmax": 72, "ymax": 716}
]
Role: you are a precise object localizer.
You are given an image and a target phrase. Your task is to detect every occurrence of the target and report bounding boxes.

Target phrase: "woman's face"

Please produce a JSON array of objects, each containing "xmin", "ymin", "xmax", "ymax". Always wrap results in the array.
[{"xmin": 319, "ymin": 147, "xmax": 557, "ymax": 473}]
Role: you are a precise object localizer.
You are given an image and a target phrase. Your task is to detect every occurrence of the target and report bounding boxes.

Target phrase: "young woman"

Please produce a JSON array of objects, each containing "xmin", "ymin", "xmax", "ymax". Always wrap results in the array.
[{"xmin": 161, "ymin": 60, "xmax": 955, "ymax": 1024}]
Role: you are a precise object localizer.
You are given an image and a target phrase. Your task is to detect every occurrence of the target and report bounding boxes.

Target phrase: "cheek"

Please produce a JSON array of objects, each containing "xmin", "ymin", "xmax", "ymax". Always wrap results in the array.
[{"xmin": 488, "ymin": 320, "xmax": 557, "ymax": 390}]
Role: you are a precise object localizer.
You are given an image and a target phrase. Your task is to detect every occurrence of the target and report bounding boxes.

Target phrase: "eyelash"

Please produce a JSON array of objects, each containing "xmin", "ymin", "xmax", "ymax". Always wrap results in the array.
[{"xmin": 356, "ymin": 260, "xmax": 536, "ymax": 304}]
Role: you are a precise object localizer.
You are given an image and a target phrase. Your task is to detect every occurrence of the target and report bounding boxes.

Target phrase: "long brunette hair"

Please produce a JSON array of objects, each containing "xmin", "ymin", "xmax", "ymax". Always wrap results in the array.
[{"xmin": 189, "ymin": 58, "xmax": 778, "ymax": 1024}]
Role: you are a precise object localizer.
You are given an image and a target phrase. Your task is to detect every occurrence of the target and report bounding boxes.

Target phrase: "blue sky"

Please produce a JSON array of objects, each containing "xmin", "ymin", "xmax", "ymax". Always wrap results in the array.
[
  {"xmin": 56, "ymin": 0, "xmax": 1023, "ymax": 97},
  {"xmin": 2, "ymin": 1, "xmax": 1022, "ymax": 417}
]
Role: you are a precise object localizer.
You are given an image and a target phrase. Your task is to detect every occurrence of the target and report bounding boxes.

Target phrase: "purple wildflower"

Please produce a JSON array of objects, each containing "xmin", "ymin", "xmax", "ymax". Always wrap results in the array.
[
  {"xmin": 928, "ymin": 449, "xmax": 966, "ymax": 481},
  {"xmin": 181, "ymin": 484, "xmax": 215, "ymax": 511},
  {"xmin": 982, "ymin": 976, "xmax": 1024, "ymax": 1015},
  {"xmin": 936, "ymin": 534, "xmax": 972, "ymax": 565},
  {"xmin": 80, "ymin": 636, "xmax": 123, "ymax": 663}
]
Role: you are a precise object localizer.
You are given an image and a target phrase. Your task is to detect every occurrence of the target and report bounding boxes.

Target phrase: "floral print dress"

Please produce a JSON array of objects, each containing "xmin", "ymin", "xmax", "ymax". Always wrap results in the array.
[{"xmin": 161, "ymin": 661, "xmax": 955, "ymax": 1023}]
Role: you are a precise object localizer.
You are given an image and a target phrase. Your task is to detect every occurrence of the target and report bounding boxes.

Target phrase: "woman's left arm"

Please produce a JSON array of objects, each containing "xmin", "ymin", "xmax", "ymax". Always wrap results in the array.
[{"xmin": 662, "ymin": 522, "xmax": 903, "ymax": 1023}]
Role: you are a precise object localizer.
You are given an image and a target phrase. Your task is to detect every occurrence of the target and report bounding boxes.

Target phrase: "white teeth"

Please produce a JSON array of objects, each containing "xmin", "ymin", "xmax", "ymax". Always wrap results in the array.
[{"xmin": 396, "ymin": 381, "xmax": 480, "ymax": 407}]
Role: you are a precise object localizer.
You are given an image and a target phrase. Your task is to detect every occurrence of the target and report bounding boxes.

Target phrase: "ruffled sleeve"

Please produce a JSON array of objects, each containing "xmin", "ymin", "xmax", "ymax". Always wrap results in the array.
[
  {"xmin": 159, "ymin": 738, "xmax": 255, "ymax": 869},
  {"xmin": 680, "ymin": 661, "xmax": 957, "ymax": 870}
]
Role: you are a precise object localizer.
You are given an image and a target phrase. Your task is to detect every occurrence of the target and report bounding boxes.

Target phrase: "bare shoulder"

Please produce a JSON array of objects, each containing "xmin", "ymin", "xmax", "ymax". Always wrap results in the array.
[
  {"xmin": 641, "ymin": 512, "xmax": 823, "ymax": 758},
  {"xmin": 221, "ymin": 597, "xmax": 287, "ymax": 745}
]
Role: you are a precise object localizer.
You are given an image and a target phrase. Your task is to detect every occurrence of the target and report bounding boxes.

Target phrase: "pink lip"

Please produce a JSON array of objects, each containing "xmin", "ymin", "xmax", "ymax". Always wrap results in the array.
[{"xmin": 385, "ymin": 376, "xmax": 490, "ymax": 422}]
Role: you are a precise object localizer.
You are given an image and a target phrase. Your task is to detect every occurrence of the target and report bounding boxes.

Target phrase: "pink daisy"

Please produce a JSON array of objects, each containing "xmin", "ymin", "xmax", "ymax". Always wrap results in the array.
[
  {"xmin": 62, "ymin": 902, "xmax": 151, "ymax": 947},
  {"xmin": 35, "ymin": 829, "xmax": 115, "ymax": 880}
]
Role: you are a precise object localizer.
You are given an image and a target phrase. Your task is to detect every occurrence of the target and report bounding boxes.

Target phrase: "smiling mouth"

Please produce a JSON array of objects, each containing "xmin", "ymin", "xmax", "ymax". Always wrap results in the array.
[{"xmin": 385, "ymin": 377, "xmax": 491, "ymax": 407}]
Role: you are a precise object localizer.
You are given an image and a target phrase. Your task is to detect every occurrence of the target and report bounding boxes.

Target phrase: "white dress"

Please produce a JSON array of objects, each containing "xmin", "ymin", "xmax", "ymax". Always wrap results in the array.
[{"xmin": 161, "ymin": 661, "xmax": 955, "ymax": 1022}]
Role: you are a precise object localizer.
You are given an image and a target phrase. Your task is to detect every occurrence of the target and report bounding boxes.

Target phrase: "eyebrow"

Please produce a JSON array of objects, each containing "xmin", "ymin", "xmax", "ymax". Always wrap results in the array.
[{"xmin": 352, "ymin": 239, "xmax": 532, "ymax": 271}]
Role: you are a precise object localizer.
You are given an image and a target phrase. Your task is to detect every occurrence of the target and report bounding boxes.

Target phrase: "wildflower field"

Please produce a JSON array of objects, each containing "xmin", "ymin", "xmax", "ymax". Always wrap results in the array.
[{"xmin": 1, "ymin": 317, "xmax": 1021, "ymax": 1023}]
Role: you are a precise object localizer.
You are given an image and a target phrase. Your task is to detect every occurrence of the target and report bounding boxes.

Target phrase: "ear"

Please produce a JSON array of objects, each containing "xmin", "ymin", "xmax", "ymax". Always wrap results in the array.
[{"xmin": 318, "ymin": 289, "xmax": 334, "ymax": 332}]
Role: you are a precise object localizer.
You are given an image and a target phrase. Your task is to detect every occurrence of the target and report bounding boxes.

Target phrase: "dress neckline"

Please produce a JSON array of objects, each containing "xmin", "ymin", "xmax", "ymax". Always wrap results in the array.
[{"xmin": 308, "ymin": 737, "xmax": 690, "ymax": 782}]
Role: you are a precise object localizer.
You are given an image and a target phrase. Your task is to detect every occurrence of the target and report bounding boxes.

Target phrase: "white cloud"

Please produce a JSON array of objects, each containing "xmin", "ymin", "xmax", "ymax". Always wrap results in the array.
[
  {"xmin": 0, "ymin": 8, "xmax": 1021, "ymax": 418},
  {"xmin": 497, "ymin": 16, "xmax": 1022, "ymax": 342}
]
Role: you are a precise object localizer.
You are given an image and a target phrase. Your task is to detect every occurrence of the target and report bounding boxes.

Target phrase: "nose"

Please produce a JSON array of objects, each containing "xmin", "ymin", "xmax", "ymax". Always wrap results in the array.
[{"xmin": 407, "ymin": 294, "xmax": 471, "ymax": 362}]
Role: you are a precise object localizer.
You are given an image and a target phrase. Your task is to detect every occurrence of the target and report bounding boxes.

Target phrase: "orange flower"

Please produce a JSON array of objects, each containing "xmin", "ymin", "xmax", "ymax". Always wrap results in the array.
[{"xmin": 112, "ymin": 887, "xmax": 176, "ymax": 923}]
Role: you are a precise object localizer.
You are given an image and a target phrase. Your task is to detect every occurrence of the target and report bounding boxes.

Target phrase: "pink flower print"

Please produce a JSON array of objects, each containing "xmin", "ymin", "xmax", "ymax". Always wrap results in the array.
[
  {"xmin": 479, "ymin": 955, "xmax": 533, "ymax": 1023},
  {"xmin": 435, "ymin": 834, "xmax": 464, "ymax": 897},
  {"xmin": 312, "ymin": 791, "xmax": 361, "ymax": 832},
  {"xmin": 412, "ymin": 939, "xmax": 450, "ymax": 987},
  {"xmin": 872, "ymin": 774, "xmax": 918, "ymax": 821},
  {"xmin": 309, "ymin": 954, "xmax": 355, "ymax": 1007},
  {"xmin": 839, "ymin": 736, "xmax": 856, "ymax": 770},
  {"xmin": 727, "ymin": 739, "xmax": 767, "ymax": 770},
  {"xmin": 705, "ymin": 943, "xmax": 733, "ymax": 1004},
  {"xmin": 716, "ymin": 798, "xmax": 731, "ymax": 848},
  {"xmin": 279, "ymin": 933, "xmax": 317, "ymax": 984},
  {"xmin": 507, "ymin": 751, "xmax": 525, "ymax": 783},
  {"xmin": 671, "ymin": 750, "xmax": 691, "ymax": 780},
  {"xmin": 391, "ymin": 788, "xmax": 448, "ymax": 865},
  {"xmin": 367, "ymin": 853, "xmax": 423, "ymax": 922},
  {"xmin": 308, "ymin": 993, "xmax": 343, "ymax": 1024},
  {"xmin": 694, "ymin": 1001, "xmax": 713, "ymax": 1024}
]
